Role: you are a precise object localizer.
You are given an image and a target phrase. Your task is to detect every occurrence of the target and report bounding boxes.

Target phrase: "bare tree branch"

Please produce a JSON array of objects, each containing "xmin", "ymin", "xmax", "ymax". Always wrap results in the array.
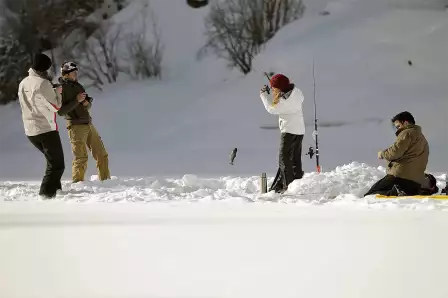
[
  {"xmin": 199, "ymin": 0, "xmax": 305, "ymax": 74},
  {"xmin": 124, "ymin": 2, "xmax": 164, "ymax": 80},
  {"xmin": 61, "ymin": 20, "xmax": 125, "ymax": 90}
]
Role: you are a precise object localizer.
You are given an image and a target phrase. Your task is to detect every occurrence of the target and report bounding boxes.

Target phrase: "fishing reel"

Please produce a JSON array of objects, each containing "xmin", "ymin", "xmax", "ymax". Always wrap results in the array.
[{"xmin": 305, "ymin": 146, "xmax": 315, "ymax": 159}]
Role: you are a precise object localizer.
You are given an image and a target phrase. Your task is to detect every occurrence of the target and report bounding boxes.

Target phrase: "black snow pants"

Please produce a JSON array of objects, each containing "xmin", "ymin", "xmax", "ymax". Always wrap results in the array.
[
  {"xmin": 27, "ymin": 131, "xmax": 65, "ymax": 198},
  {"xmin": 363, "ymin": 174, "xmax": 421, "ymax": 197},
  {"xmin": 270, "ymin": 133, "xmax": 304, "ymax": 193}
]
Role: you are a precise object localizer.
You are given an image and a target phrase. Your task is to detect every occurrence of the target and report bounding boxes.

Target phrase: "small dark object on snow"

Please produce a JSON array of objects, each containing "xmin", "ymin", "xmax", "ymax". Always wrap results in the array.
[
  {"xmin": 261, "ymin": 173, "xmax": 267, "ymax": 194},
  {"xmin": 408, "ymin": 60, "xmax": 412, "ymax": 66},
  {"xmin": 229, "ymin": 148, "xmax": 238, "ymax": 165},
  {"xmin": 441, "ymin": 176, "xmax": 447, "ymax": 194},
  {"xmin": 187, "ymin": 0, "xmax": 208, "ymax": 9},
  {"xmin": 420, "ymin": 173, "xmax": 439, "ymax": 195},
  {"xmin": 305, "ymin": 146, "xmax": 315, "ymax": 159}
]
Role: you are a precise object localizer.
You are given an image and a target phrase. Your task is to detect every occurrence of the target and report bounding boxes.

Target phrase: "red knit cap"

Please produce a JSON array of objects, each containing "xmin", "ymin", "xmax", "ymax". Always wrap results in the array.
[{"xmin": 269, "ymin": 74, "xmax": 292, "ymax": 92}]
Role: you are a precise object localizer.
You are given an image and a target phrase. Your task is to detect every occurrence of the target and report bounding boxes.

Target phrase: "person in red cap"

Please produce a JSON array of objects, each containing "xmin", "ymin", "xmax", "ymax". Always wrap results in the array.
[{"xmin": 260, "ymin": 73, "xmax": 305, "ymax": 193}]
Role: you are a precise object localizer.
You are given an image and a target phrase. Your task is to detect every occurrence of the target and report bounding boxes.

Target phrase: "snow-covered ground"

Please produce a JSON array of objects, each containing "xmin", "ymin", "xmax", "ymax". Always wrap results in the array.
[
  {"xmin": 1, "ymin": 163, "xmax": 448, "ymax": 297},
  {"xmin": 1, "ymin": 201, "xmax": 448, "ymax": 298},
  {"xmin": 1, "ymin": 164, "xmax": 448, "ymax": 298},
  {"xmin": 1, "ymin": 0, "xmax": 448, "ymax": 297},
  {"xmin": 1, "ymin": 162, "xmax": 447, "ymax": 208}
]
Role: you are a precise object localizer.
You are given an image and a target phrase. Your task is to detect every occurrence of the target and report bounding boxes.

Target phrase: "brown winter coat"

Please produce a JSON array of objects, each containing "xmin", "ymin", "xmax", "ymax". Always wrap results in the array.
[
  {"xmin": 381, "ymin": 124, "xmax": 429, "ymax": 184},
  {"xmin": 57, "ymin": 78, "xmax": 92, "ymax": 127}
]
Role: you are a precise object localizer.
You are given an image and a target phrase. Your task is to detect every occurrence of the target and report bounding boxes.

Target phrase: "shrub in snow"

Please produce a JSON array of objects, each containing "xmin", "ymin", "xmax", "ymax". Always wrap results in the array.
[
  {"xmin": 198, "ymin": 0, "xmax": 306, "ymax": 74},
  {"xmin": 62, "ymin": 2, "xmax": 164, "ymax": 88},
  {"xmin": 0, "ymin": 0, "xmax": 105, "ymax": 104},
  {"xmin": 124, "ymin": 4, "xmax": 164, "ymax": 80},
  {"xmin": 61, "ymin": 20, "xmax": 124, "ymax": 90},
  {"xmin": 114, "ymin": 0, "xmax": 126, "ymax": 11},
  {"xmin": 186, "ymin": 0, "xmax": 209, "ymax": 9}
]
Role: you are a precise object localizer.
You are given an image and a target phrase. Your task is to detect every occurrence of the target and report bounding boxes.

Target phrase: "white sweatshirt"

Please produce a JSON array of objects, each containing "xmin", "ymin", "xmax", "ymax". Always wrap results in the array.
[
  {"xmin": 17, "ymin": 69, "xmax": 62, "ymax": 136},
  {"xmin": 260, "ymin": 87, "xmax": 305, "ymax": 135}
]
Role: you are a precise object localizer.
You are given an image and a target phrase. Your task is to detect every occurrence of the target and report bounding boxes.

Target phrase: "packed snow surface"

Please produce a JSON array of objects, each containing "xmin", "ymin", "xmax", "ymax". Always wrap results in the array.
[
  {"xmin": 2, "ymin": 163, "xmax": 448, "ymax": 298},
  {"xmin": 1, "ymin": 162, "xmax": 447, "ymax": 209},
  {"xmin": 1, "ymin": 163, "xmax": 448, "ymax": 298}
]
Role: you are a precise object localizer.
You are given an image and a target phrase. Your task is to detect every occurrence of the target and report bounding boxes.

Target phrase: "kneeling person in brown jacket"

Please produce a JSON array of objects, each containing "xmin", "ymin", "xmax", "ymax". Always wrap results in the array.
[
  {"xmin": 364, "ymin": 111, "xmax": 429, "ymax": 197},
  {"xmin": 58, "ymin": 61, "xmax": 111, "ymax": 182}
]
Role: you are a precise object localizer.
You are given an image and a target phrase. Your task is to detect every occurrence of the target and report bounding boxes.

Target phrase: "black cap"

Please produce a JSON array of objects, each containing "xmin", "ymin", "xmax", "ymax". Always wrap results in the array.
[{"xmin": 32, "ymin": 53, "xmax": 52, "ymax": 72}]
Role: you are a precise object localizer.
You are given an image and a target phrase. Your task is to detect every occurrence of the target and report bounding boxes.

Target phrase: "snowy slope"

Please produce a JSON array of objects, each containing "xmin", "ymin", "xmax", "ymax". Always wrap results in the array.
[{"xmin": 0, "ymin": 0, "xmax": 447, "ymax": 179}]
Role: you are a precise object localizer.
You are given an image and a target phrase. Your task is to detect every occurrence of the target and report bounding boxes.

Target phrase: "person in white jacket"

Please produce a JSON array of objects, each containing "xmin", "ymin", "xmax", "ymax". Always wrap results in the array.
[
  {"xmin": 17, "ymin": 53, "xmax": 66, "ymax": 198},
  {"xmin": 260, "ymin": 73, "xmax": 305, "ymax": 193}
]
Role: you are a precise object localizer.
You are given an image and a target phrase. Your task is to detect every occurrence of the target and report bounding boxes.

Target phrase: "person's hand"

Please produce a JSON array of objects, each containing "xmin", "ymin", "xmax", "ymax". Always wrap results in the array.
[
  {"xmin": 82, "ymin": 100, "xmax": 89, "ymax": 106},
  {"xmin": 77, "ymin": 92, "xmax": 86, "ymax": 102},
  {"xmin": 378, "ymin": 151, "xmax": 384, "ymax": 159},
  {"xmin": 260, "ymin": 85, "xmax": 270, "ymax": 94},
  {"xmin": 55, "ymin": 86, "xmax": 62, "ymax": 95}
]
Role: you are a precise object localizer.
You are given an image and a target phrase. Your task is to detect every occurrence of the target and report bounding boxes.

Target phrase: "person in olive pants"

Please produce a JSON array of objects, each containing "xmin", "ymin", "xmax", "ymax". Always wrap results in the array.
[{"xmin": 57, "ymin": 61, "xmax": 111, "ymax": 183}]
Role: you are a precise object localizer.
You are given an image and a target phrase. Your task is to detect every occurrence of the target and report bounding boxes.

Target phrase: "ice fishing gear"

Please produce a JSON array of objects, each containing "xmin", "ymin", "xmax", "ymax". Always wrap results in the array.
[
  {"xmin": 264, "ymin": 72, "xmax": 288, "ymax": 99},
  {"xmin": 305, "ymin": 146, "xmax": 315, "ymax": 159},
  {"xmin": 312, "ymin": 60, "xmax": 321, "ymax": 173},
  {"xmin": 229, "ymin": 148, "xmax": 237, "ymax": 165},
  {"xmin": 261, "ymin": 173, "xmax": 267, "ymax": 194},
  {"xmin": 263, "ymin": 72, "xmax": 271, "ymax": 94}
]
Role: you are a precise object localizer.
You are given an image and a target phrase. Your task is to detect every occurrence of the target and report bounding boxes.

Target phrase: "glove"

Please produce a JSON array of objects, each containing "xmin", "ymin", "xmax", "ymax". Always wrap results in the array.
[
  {"xmin": 261, "ymin": 85, "xmax": 270, "ymax": 94},
  {"xmin": 378, "ymin": 151, "xmax": 384, "ymax": 159}
]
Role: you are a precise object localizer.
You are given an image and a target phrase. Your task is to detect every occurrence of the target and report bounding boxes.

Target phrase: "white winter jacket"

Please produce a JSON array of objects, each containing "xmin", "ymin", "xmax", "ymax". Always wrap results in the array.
[
  {"xmin": 260, "ymin": 87, "xmax": 305, "ymax": 135},
  {"xmin": 17, "ymin": 69, "xmax": 62, "ymax": 136}
]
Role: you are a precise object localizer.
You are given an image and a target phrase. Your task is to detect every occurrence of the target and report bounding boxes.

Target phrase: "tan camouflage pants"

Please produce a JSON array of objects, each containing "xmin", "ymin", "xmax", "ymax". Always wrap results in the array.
[{"xmin": 68, "ymin": 124, "xmax": 110, "ymax": 182}]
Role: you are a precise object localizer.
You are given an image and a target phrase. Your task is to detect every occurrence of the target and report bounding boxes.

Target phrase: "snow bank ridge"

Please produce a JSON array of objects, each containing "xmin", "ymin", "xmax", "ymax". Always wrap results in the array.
[{"xmin": 1, "ymin": 162, "xmax": 447, "ymax": 210}]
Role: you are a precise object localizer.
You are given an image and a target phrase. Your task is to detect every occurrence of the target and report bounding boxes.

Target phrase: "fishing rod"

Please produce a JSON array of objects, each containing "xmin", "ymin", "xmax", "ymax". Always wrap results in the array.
[
  {"xmin": 263, "ymin": 71, "xmax": 287, "ymax": 99},
  {"xmin": 312, "ymin": 60, "xmax": 321, "ymax": 173},
  {"xmin": 305, "ymin": 60, "xmax": 321, "ymax": 172},
  {"xmin": 263, "ymin": 72, "xmax": 271, "ymax": 94}
]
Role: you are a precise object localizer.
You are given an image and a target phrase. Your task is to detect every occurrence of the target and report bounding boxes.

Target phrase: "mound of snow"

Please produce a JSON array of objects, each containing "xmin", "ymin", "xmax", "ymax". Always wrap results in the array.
[{"xmin": 1, "ymin": 162, "xmax": 447, "ymax": 210}]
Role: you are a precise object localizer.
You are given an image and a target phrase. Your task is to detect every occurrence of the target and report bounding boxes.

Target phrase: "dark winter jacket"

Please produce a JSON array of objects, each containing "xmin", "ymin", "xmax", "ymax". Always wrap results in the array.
[
  {"xmin": 380, "ymin": 124, "xmax": 429, "ymax": 184},
  {"xmin": 57, "ymin": 77, "xmax": 92, "ymax": 127}
]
